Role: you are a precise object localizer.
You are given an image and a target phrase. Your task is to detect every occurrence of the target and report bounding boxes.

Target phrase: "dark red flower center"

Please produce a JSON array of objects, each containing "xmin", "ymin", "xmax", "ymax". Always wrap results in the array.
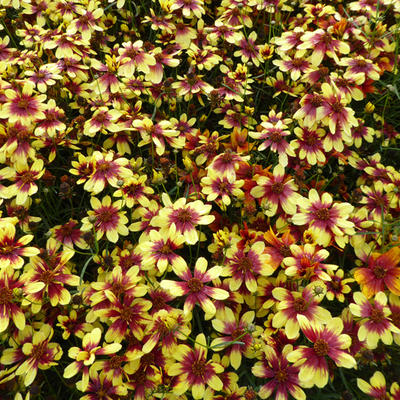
[
  {"xmin": 315, "ymin": 208, "xmax": 330, "ymax": 221},
  {"xmin": 159, "ymin": 243, "xmax": 172, "ymax": 254},
  {"xmin": 373, "ymin": 264, "xmax": 386, "ymax": 279},
  {"xmin": 17, "ymin": 98, "xmax": 31, "ymax": 110},
  {"xmin": 191, "ymin": 359, "xmax": 206, "ymax": 377},
  {"xmin": 313, "ymin": 339, "xmax": 329, "ymax": 356},
  {"xmin": 238, "ymin": 256, "xmax": 253, "ymax": 272},
  {"xmin": 40, "ymin": 270, "xmax": 55, "ymax": 285},
  {"xmin": 187, "ymin": 278, "xmax": 204, "ymax": 293},
  {"xmin": 370, "ymin": 307, "xmax": 385, "ymax": 323},
  {"xmin": 31, "ymin": 341, "xmax": 47, "ymax": 360},
  {"xmin": 120, "ymin": 306, "xmax": 133, "ymax": 321},
  {"xmin": 231, "ymin": 327, "xmax": 244, "ymax": 341},
  {"xmin": 279, "ymin": 245, "xmax": 291, "ymax": 257},
  {"xmin": 330, "ymin": 100, "xmax": 344, "ymax": 113},
  {"xmin": 275, "ymin": 368, "xmax": 288, "ymax": 382},
  {"xmin": 305, "ymin": 133, "xmax": 318, "ymax": 146},
  {"xmin": 177, "ymin": 209, "xmax": 192, "ymax": 223},
  {"xmin": 97, "ymin": 209, "xmax": 114, "ymax": 223},
  {"xmin": 0, "ymin": 287, "xmax": 12, "ymax": 304},
  {"xmin": 310, "ymin": 94, "xmax": 323, "ymax": 108},
  {"xmin": 269, "ymin": 130, "xmax": 283, "ymax": 143},
  {"xmin": 271, "ymin": 182, "xmax": 284, "ymax": 194},
  {"xmin": 20, "ymin": 171, "xmax": 36, "ymax": 184},
  {"xmin": 111, "ymin": 282, "xmax": 125, "ymax": 297},
  {"xmin": 293, "ymin": 297, "xmax": 308, "ymax": 312},
  {"xmin": 108, "ymin": 355, "xmax": 123, "ymax": 369}
]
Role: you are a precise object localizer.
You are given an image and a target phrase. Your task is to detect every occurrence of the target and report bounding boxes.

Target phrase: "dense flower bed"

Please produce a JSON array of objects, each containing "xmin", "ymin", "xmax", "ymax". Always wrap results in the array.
[{"xmin": 1, "ymin": 0, "xmax": 400, "ymax": 399}]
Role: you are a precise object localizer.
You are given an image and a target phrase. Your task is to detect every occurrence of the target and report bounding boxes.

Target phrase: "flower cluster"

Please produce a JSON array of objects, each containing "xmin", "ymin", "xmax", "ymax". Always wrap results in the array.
[{"xmin": 1, "ymin": 0, "xmax": 400, "ymax": 399}]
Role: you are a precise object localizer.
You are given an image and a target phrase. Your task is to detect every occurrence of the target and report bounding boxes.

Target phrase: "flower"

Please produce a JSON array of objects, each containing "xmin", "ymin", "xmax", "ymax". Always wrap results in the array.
[
  {"xmin": 287, "ymin": 316, "xmax": 356, "ymax": 388},
  {"xmin": 167, "ymin": 333, "xmax": 224, "ymax": 399},
  {"xmin": 2, "ymin": 324, "xmax": 62, "ymax": 386},
  {"xmin": 357, "ymin": 371, "xmax": 388, "ymax": 400},
  {"xmin": 349, "ymin": 291, "xmax": 400, "ymax": 349},
  {"xmin": 354, "ymin": 246, "xmax": 400, "ymax": 298},
  {"xmin": 77, "ymin": 370, "xmax": 128, "ymax": 400},
  {"xmin": 63, "ymin": 327, "xmax": 122, "ymax": 391},
  {"xmin": 283, "ymin": 244, "xmax": 338, "ymax": 282},
  {"xmin": 0, "ymin": 82, "xmax": 46, "ymax": 125},
  {"xmin": 250, "ymin": 164, "xmax": 299, "ymax": 217},
  {"xmin": 0, "ymin": 219, "xmax": 39, "ymax": 270},
  {"xmin": 263, "ymin": 228, "xmax": 296, "ymax": 271},
  {"xmin": 161, "ymin": 257, "xmax": 229, "ymax": 317},
  {"xmin": 0, "ymin": 159, "xmax": 45, "ymax": 205},
  {"xmin": 250, "ymin": 120, "xmax": 295, "ymax": 167},
  {"xmin": 21, "ymin": 238, "xmax": 79, "ymax": 310},
  {"xmin": 252, "ymin": 344, "xmax": 306, "ymax": 400},
  {"xmin": 151, "ymin": 194, "xmax": 215, "ymax": 245},
  {"xmin": 0, "ymin": 266, "xmax": 25, "ymax": 332},
  {"xmin": 272, "ymin": 283, "xmax": 331, "ymax": 339},
  {"xmin": 201, "ymin": 169, "xmax": 244, "ymax": 210},
  {"xmin": 83, "ymin": 151, "xmax": 132, "ymax": 195},
  {"xmin": 211, "ymin": 308, "xmax": 258, "ymax": 369},
  {"xmin": 81, "ymin": 196, "xmax": 129, "ymax": 243},
  {"xmin": 52, "ymin": 219, "xmax": 88, "ymax": 249},
  {"xmin": 222, "ymin": 241, "xmax": 273, "ymax": 293},
  {"xmin": 325, "ymin": 269, "xmax": 353, "ymax": 302},
  {"xmin": 292, "ymin": 189, "xmax": 355, "ymax": 248},
  {"xmin": 138, "ymin": 225, "xmax": 186, "ymax": 274}
]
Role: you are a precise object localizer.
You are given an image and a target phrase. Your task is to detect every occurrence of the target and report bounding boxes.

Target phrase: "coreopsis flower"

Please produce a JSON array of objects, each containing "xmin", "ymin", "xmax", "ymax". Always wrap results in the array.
[
  {"xmin": 0, "ymin": 219, "xmax": 39, "ymax": 269},
  {"xmin": 263, "ymin": 228, "xmax": 296, "ymax": 271},
  {"xmin": 66, "ymin": 1, "xmax": 103, "ymax": 41},
  {"xmin": 222, "ymin": 241, "xmax": 273, "ymax": 293},
  {"xmin": 161, "ymin": 257, "xmax": 229, "ymax": 317},
  {"xmin": 167, "ymin": 333, "xmax": 224, "ymax": 399},
  {"xmin": 150, "ymin": 194, "xmax": 215, "ymax": 245},
  {"xmin": 0, "ymin": 122, "xmax": 35, "ymax": 164},
  {"xmin": 5, "ymin": 198, "xmax": 41, "ymax": 233},
  {"xmin": 297, "ymin": 28, "xmax": 350, "ymax": 66},
  {"xmin": 147, "ymin": 46, "xmax": 181, "ymax": 84},
  {"xmin": 117, "ymin": 40, "xmax": 156, "ymax": 77},
  {"xmin": 252, "ymin": 344, "xmax": 306, "ymax": 400},
  {"xmin": 283, "ymin": 244, "xmax": 338, "ymax": 282},
  {"xmin": 291, "ymin": 189, "xmax": 355, "ymax": 248},
  {"xmin": 0, "ymin": 159, "xmax": 45, "ymax": 205},
  {"xmin": 138, "ymin": 225, "xmax": 186, "ymax": 274},
  {"xmin": 83, "ymin": 151, "xmax": 132, "ymax": 195},
  {"xmin": 52, "ymin": 219, "xmax": 88, "ymax": 249},
  {"xmin": 251, "ymin": 164, "xmax": 299, "ymax": 217},
  {"xmin": 290, "ymin": 124, "xmax": 326, "ymax": 165},
  {"xmin": 208, "ymin": 150, "xmax": 249, "ymax": 181},
  {"xmin": 359, "ymin": 180, "xmax": 397, "ymax": 224},
  {"xmin": 0, "ymin": 267, "xmax": 25, "ymax": 332},
  {"xmin": 83, "ymin": 107, "xmax": 123, "ymax": 137},
  {"xmin": 57, "ymin": 309, "xmax": 91, "ymax": 340},
  {"xmin": 142, "ymin": 308, "xmax": 191, "ymax": 355},
  {"xmin": 287, "ymin": 316, "xmax": 356, "ymax": 388},
  {"xmin": 234, "ymin": 31, "xmax": 262, "ymax": 67},
  {"xmin": 77, "ymin": 370, "xmax": 128, "ymax": 400},
  {"xmin": 100, "ymin": 296, "xmax": 152, "ymax": 343},
  {"xmin": 64, "ymin": 327, "xmax": 122, "ymax": 391},
  {"xmin": 5, "ymin": 324, "xmax": 62, "ymax": 386},
  {"xmin": 0, "ymin": 82, "xmax": 46, "ymax": 125},
  {"xmin": 201, "ymin": 169, "xmax": 244, "ymax": 209},
  {"xmin": 129, "ymin": 199, "xmax": 162, "ymax": 234},
  {"xmin": 273, "ymin": 55, "xmax": 312, "ymax": 81},
  {"xmin": 349, "ymin": 291, "xmax": 400, "ymax": 349},
  {"xmin": 172, "ymin": 72, "xmax": 213, "ymax": 101},
  {"xmin": 354, "ymin": 245, "xmax": 400, "ymax": 298},
  {"xmin": 133, "ymin": 117, "xmax": 183, "ymax": 156},
  {"xmin": 89, "ymin": 265, "xmax": 146, "ymax": 311},
  {"xmin": 293, "ymin": 92, "xmax": 325, "ymax": 127},
  {"xmin": 21, "ymin": 238, "xmax": 79, "ymax": 309},
  {"xmin": 250, "ymin": 120, "xmax": 295, "ymax": 167},
  {"xmin": 357, "ymin": 371, "xmax": 388, "ymax": 400},
  {"xmin": 81, "ymin": 196, "xmax": 129, "ymax": 243},
  {"xmin": 211, "ymin": 308, "xmax": 258, "ymax": 370},
  {"xmin": 24, "ymin": 63, "xmax": 62, "ymax": 93},
  {"xmin": 170, "ymin": 0, "xmax": 205, "ymax": 18},
  {"xmin": 34, "ymin": 99, "xmax": 66, "ymax": 137},
  {"xmin": 325, "ymin": 269, "xmax": 353, "ymax": 302},
  {"xmin": 318, "ymin": 83, "xmax": 359, "ymax": 137},
  {"xmin": 341, "ymin": 56, "xmax": 380, "ymax": 84},
  {"xmin": 272, "ymin": 283, "xmax": 331, "ymax": 339}
]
